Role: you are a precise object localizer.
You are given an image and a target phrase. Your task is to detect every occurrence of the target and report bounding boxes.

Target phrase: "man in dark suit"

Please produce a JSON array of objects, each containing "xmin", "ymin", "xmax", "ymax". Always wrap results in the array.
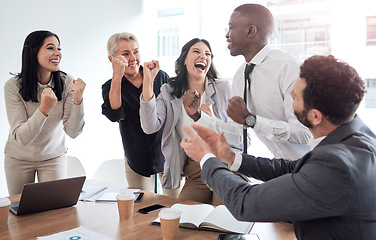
[{"xmin": 180, "ymin": 55, "xmax": 376, "ymax": 240}]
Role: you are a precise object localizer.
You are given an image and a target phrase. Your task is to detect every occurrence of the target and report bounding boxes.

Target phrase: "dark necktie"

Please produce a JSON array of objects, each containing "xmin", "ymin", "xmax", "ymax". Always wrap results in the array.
[{"xmin": 243, "ymin": 63, "xmax": 255, "ymax": 154}]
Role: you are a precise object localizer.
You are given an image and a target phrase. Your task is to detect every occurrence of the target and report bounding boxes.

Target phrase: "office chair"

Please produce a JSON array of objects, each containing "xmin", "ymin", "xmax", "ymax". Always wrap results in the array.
[
  {"xmin": 66, "ymin": 155, "xmax": 86, "ymax": 177},
  {"xmin": 93, "ymin": 159, "xmax": 128, "ymax": 187}
]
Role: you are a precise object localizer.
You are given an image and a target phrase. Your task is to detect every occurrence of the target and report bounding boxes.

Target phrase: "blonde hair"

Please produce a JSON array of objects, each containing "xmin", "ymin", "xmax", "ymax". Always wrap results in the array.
[{"xmin": 107, "ymin": 32, "xmax": 139, "ymax": 57}]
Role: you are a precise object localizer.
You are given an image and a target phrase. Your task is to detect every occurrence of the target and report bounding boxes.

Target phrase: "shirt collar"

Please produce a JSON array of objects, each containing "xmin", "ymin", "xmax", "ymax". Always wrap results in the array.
[
  {"xmin": 247, "ymin": 44, "xmax": 272, "ymax": 66},
  {"xmin": 38, "ymin": 77, "xmax": 54, "ymax": 89},
  {"xmin": 308, "ymin": 136, "xmax": 326, "ymax": 150}
]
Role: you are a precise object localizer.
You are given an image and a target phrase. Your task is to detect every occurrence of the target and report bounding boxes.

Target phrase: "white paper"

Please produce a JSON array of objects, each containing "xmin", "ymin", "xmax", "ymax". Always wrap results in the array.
[
  {"xmin": 37, "ymin": 226, "xmax": 114, "ymax": 240},
  {"xmin": 96, "ymin": 189, "xmax": 140, "ymax": 202}
]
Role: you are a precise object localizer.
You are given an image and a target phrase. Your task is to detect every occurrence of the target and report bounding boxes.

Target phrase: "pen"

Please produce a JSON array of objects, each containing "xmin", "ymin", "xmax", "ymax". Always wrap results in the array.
[{"xmin": 192, "ymin": 90, "xmax": 200, "ymax": 107}]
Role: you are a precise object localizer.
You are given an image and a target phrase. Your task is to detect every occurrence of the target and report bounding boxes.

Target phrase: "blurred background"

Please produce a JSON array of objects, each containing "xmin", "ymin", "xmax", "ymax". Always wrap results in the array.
[{"xmin": 1, "ymin": 0, "xmax": 375, "ymax": 196}]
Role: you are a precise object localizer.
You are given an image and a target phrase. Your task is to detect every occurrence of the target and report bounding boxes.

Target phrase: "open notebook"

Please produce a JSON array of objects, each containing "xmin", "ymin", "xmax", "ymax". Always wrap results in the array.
[
  {"xmin": 152, "ymin": 203, "xmax": 254, "ymax": 234},
  {"xmin": 10, "ymin": 176, "xmax": 85, "ymax": 216}
]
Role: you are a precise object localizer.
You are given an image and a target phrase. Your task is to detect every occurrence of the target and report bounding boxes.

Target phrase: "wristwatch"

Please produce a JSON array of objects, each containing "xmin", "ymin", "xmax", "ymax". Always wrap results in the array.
[{"xmin": 244, "ymin": 114, "xmax": 256, "ymax": 128}]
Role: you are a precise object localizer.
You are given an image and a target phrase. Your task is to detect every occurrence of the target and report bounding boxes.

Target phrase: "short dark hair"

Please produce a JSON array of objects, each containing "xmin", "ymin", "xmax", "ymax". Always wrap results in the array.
[
  {"xmin": 168, "ymin": 38, "xmax": 218, "ymax": 98},
  {"xmin": 300, "ymin": 55, "xmax": 366, "ymax": 125},
  {"xmin": 234, "ymin": 4, "xmax": 274, "ymax": 43},
  {"xmin": 17, "ymin": 30, "xmax": 64, "ymax": 102}
]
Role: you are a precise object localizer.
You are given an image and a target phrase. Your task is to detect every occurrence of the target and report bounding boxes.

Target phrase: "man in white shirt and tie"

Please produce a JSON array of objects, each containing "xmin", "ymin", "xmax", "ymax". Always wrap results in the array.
[
  {"xmin": 189, "ymin": 3, "xmax": 311, "ymax": 159},
  {"xmin": 225, "ymin": 3, "xmax": 311, "ymax": 159}
]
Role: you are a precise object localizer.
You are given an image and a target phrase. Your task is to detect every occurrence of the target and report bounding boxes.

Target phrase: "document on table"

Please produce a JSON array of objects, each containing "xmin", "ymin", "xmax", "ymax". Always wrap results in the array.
[
  {"xmin": 95, "ymin": 189, "xmax": 140, "ymax": 202},
  {"xmin": 79, "ymin": 186, "xmax": 138, "ymax": 202},
  {"xmin": 37, "ymin": 226, "xmax": 114, "ymax": 240}
]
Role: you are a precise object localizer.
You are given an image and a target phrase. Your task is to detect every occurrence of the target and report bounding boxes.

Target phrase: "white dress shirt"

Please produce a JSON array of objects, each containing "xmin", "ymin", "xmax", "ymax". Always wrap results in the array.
[{"xmin": 232, "ymin": 44, "xmax": 311, "ymax": 160}]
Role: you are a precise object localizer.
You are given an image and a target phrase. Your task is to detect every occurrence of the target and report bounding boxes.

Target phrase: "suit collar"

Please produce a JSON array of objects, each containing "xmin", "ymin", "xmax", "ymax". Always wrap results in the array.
[
  {"xmin": 205, "ymin": 78, "xmax": 216, "ymax": 105},
  {"xmin": 316, "ymin": 115, "xmax": 363, "ymax": 147}
]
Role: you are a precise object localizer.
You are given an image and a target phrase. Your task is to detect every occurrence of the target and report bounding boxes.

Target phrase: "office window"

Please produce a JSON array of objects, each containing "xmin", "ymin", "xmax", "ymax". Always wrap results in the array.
[
  {"xmin": 158, "ymin": 8, "xmax": 183, "ymax": 18},
  {"xmin": 158, "ymin": 28, "xmax": 179, "ymax": 57},
  {"xmin": 366, "ymin": 16, "xmax": 376, "ymax": 46},
  {"xmin": 267, "ymin": 0, "xmax": 328, "ymax": 6},
  {"xmin": 365, "ymin": 79, "xmax": 376, "ymax": 108},
  {"xmin": 271, "ymin": 17, "xmax": 331, "ymax": 58}
]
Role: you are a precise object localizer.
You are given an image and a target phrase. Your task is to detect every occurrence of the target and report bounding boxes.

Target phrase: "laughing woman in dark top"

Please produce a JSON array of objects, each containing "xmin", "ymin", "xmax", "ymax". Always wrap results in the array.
[{"xmin": 101, "ymin": 32, "xmax": 179, "ymax": 197}]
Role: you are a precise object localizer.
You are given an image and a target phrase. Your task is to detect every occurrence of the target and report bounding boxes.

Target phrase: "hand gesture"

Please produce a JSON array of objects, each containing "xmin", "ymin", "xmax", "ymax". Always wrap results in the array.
[
  {"xmin": 39, "ymin": 87, "xmax": 57, "ymax": 116},
  {"xmin": 71, "ymin": 78, "xmax": 86, "ymax": 105},
  {"xmin": 180, "ymin": 125, "xmax": 211, "ymax": 162},
  {"xmin": 143, "ymin": 60, "xmax": 159, "ymax": 83},
  {"xmin": 111, "ymin": 55, "xmax": 128, "ymax": 81},
  {"xmin": 191, "ymin": 124, "xmax": 235, "ymax": 166},
  {"xmin": 183, "ymin": 90, "xmax": 201, "ymax": 121},
  {"xmin": 142, "ymin": 60, "xmax": 160, "ymax": 102},
  {"xmin": 227, "ymin": 96, "xmax": 250, "ymax": 125},
  {"xmin": 199, "ymin": 104, "xmax": 216, "ymax": 118}
]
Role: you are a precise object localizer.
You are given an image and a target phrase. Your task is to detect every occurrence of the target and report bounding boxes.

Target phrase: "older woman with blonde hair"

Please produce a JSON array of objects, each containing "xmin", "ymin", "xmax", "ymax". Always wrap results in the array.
[{"xmin": 101, "ymin": 32, "xmax": 178, "ymax": 196}]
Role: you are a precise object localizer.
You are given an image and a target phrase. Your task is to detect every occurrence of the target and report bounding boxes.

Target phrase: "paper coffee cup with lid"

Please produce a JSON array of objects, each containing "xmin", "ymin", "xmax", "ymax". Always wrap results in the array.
[
  {"xmin": 159, "ymin": 208, "xmax": 181, "ymax": 240},
  {"xmin": 116, "ymin": 192, "xmax": 135, "ymax": 220}
]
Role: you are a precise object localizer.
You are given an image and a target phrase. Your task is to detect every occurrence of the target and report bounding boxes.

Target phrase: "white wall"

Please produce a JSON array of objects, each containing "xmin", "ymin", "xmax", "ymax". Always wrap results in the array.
[{"xmin": 0, "ymin": 0, "xmax": 152, "ymax": 197}]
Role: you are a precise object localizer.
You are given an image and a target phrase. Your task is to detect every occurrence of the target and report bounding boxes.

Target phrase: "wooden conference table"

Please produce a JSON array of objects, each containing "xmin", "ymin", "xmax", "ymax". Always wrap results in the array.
[{"xmin": 2, "ymin": 191, "xmax": 297, "ymax": 240}]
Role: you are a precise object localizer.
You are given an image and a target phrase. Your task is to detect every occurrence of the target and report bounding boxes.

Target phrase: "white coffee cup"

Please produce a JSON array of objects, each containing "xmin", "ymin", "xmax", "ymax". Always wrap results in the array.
[
  {"xmin": 159, "ymin": 208, "xmax": 181, "ymax": 240},
  {"xmin": 116, "ymin": 192, "xmax": 135, "ymax": 220},
  {"xmin": 0, "ymin": 198, "xmax": 11, "ymax": 227}
]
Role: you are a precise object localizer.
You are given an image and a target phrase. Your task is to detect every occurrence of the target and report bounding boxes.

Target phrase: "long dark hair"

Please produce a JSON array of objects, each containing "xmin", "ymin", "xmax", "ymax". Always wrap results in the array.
[
  {"xmin": 17, "ymin": 30, "xmax": 64, "ymax": 102},
  {"xmin": 168, "ymin": 38, "xmax": 218, "ymax": 98}
]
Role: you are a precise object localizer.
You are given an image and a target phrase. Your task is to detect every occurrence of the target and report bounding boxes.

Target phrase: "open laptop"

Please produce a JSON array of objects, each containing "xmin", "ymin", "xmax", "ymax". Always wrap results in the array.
[{"xmin": 10, "ymin": 176, "xmax": 86, "ymax": 216}]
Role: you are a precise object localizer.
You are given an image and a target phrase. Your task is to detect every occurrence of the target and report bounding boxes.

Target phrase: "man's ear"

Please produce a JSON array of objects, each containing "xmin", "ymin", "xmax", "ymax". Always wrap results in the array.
[
  {"xmin": 310, "ymin": 109, "xmax": 323, "ymax": 126},
  {"xmin": 247, "ymin": 25, "xmax": 257, "ymax": 38},
  {"xmin": 108, "ymin": 56, "xmax": 113, "ymax": 63}
]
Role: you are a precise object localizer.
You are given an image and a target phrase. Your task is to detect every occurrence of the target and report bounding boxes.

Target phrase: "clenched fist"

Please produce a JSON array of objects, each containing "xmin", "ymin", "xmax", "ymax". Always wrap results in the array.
[
  {"xmin": 72, "ymin": 78, "xmax": 86, "ymax": 105},
  {"xmin": 39, "ymin": 87, "xmax": 57, "ymax": 116}
]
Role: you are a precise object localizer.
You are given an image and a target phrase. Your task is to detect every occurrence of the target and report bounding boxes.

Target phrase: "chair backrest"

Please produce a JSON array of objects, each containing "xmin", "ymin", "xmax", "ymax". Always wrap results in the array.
[
  {"xmin": 66, "ymin": 156, "xmax": 86, "ymax": 178},
  {"xmin": 93, "ymin": 159, "xmax": 128, "ymax": 187}
]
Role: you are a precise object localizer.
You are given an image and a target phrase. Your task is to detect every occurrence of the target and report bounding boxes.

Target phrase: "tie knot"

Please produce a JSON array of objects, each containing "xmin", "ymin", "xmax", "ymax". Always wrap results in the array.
[{"xmin": 245, "ymin": 63, "xmax": 255, "ymax": 77}]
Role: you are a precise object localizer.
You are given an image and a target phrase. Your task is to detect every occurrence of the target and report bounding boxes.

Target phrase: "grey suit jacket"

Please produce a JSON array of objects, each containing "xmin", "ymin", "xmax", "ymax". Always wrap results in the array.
[
  {"xmin": 201, "ymin": 115, "xmax": 376, "ymax": 240},
  {"xmin": 140, "ymin": 78, "xmax": 231, "ymax": 189}
]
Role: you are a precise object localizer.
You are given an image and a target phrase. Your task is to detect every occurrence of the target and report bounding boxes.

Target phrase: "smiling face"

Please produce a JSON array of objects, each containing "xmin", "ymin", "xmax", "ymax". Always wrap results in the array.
[
  {"xmin": 184, "ymin": 41, "xmax": 212, "ymax": 81},
  {"xmin": 226, "ymin": 11, "xmax": 251, "ymax": 57},
  {"xmin": 115, "ymin": 39, "xmax": 141, "ymax": 77},
  {"xmin": 37, "ymin": 36, "xmax": 61, "ymax": 76}
]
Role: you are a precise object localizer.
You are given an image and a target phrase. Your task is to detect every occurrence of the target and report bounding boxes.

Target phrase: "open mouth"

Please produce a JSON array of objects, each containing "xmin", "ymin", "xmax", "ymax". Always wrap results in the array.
[
  {"xmin": 128, "ymin": 61, "xmax": 138, "ymax": 67},
  {"xmin": 50, "ymin": 59, "xmax": 60, "ymax": 63},
  {"xmin": 195, "ymin": 62, "xmax": 206, "ymax": 71}
]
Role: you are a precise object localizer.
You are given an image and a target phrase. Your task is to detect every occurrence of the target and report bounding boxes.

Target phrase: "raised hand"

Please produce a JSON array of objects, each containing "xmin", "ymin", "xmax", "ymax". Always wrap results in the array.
[
  {"xmin": 39, "ymin": 87, "xmax": 57, "ymax": 116},
  {"xmin": 183, "ymin": 90, "xmax": 201, "ymax": 121},
  {"xmin": 111, "ymin": 55, "xmax": 128, "ymax": 81},
  {"xmin": 227, "ymin": 96, "xmax": 250, "ymax": 125},
  {"xmin": 71, "ymin": 78, "xmax": 86, "ymax": 105},
  {"xmin": 180, "ymin": 125, "xmax": 211, "ymax": 162},
  {"xmin": 143, "ymin": 60, "xmax": 159, "ymax": 83},
  {"xmin": 191, "ymin": 124, "xmax": 235, "ymax": 166},
  {"xmin": 142, "ymin": 60, "xmax": 160, "ymax": 101}
]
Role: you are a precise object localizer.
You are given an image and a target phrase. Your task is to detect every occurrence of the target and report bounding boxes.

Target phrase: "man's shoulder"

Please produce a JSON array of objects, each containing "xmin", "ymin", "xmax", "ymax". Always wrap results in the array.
[{"xmin": 268, "ymin": 49, "xmax": 301, "ymax": 65}]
